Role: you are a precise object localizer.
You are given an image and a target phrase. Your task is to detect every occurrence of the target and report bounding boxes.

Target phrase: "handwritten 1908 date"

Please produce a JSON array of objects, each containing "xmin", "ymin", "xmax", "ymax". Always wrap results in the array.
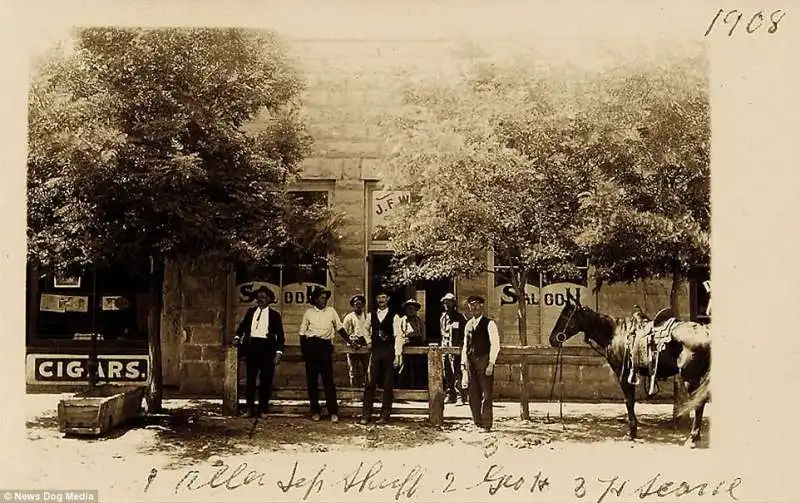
[{"xmin": 705, "ymin": 9, "xmax": 786, "ymax": 36}]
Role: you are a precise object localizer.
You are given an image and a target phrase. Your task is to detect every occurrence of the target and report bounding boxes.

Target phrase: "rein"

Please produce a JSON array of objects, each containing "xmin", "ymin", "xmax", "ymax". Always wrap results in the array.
[
  {"xmin": 546, "ymin": 343, "xmax": 565, "ymax": 423},
  {"xmin": 548, "ymin": 305, "xmax": 580, "ymax": 423},
  {"xmin": 549, "ymin": 308, "xmax": 614, "ymax": 423}
]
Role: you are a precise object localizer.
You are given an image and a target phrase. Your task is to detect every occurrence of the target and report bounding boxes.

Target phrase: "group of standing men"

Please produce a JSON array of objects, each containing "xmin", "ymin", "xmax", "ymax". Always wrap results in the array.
[{"xmin": 233, "ymin": 285, "xmax": 500, "ymax": 432}]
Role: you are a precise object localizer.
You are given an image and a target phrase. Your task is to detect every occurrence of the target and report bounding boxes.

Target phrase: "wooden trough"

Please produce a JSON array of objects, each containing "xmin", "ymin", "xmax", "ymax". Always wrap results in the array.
[{"xmin": 57, "ymin": 385, "xmax": 145, "ymax": 436}]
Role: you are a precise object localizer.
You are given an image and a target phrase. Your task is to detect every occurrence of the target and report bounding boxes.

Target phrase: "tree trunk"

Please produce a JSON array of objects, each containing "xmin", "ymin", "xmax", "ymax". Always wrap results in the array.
[
  {"xmin": 511, "ymin": 269, "xmax": 531, "ymax": 420},
  {"xmin": 669, "ymin": 270, "xmax": 683, "ymax": 313},
  {"xmin": 669, "ymin": 269, "xmax": 690, "ymax": 426},
  {"xmin": 222, "ymin": 267, "xmax": 239, "ymax": 415},
  {"xmin": 146, "ymin": 255, "xmax": 164, "ymax": 414}
]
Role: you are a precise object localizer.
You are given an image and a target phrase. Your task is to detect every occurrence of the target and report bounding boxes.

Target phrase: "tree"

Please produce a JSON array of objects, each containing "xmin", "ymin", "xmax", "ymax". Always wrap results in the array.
[
  {"xmin": 381, "ymin": 47, "xmax": 708, "ymax": 419},
  {"xmin": 573, "ymin": 53, "xmax": 710, "ymax": 309},
  {"xmin": 28, "ymin": 27, "xmax": 341, "ymax": 410},
  {"xmin": 381, "ymin": 61, "xmax": 594, "ymax": 420}
]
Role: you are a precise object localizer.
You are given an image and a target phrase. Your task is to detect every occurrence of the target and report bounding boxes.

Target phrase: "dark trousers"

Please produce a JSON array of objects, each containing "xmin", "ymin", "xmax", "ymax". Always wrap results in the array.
[
  {"xmin": 362, "ymin": 345, "xmax": 395, "ymax": 420},
  {"xmin": 347, "ymin": 352, "xmax": 371, "ymax": 388},
  {"xmin": 245, "ymin": 339, "xmax": 277, "ymax": 413},
  {"xmin": 443, "ymin": 353, "xmax": 466, "ymax": 401},
  {"xmin": 400, "ymin": 342, "xmax": 427, "ymax": 389},
  {"xmin": 302, "ymin": 337, "xmax": 338, "ymax": 415},
  {"xmin": 467, "ymin": 354, "xmax": 494, "ymax": 429}
]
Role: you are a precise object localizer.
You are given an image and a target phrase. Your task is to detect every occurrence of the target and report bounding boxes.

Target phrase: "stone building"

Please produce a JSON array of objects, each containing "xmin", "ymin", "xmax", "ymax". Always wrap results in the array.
[{"xmin": 25, "ymin": 35, "xmax": 711, "ymax": 402}]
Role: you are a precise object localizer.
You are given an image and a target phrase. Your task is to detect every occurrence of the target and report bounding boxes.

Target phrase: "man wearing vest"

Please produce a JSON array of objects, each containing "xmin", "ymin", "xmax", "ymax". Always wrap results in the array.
[
  {"xmin": 360, "ymin": 290, "xmax": 404, "ymax": 424},
  {"xmin": 233, "ymin": 286, "xmax": 285, "ymax": 418},
  {"xmin": 461, "ymin": 295, "xmax": 501, "ymax": 432}
]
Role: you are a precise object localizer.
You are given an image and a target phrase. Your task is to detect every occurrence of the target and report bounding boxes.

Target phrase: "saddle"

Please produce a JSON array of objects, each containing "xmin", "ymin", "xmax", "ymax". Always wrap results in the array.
[{"xmin": 626, "ymin": 307, "xmax": 678, "ymax": 395}]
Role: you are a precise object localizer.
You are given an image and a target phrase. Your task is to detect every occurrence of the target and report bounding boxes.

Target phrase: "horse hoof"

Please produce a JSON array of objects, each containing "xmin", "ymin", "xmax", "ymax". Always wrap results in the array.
[{"xmin": 684, "ymin": 438, "xmax": 698, "ymax": 449}]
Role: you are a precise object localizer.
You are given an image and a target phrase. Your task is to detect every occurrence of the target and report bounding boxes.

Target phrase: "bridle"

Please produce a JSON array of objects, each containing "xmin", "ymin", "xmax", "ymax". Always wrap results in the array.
[{"xmin": 547, "ymin": 304, "xmax": 580, "ymax": 423}]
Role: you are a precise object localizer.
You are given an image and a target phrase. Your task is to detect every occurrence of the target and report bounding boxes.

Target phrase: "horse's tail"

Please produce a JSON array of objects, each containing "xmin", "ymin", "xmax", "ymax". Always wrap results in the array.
[{"xmin": 677, "ymin": 370, "xmax": 711, "ymax": 417}]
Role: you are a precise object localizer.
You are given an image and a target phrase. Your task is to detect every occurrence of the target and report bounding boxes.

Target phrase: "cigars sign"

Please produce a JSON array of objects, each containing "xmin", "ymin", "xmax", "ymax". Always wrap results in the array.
[{"xmin": 26, "ymin": 354, "xmax": 149, "ymax": 385}]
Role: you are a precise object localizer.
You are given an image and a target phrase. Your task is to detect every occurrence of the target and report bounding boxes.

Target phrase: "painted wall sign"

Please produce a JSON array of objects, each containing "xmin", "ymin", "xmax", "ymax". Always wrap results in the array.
[
  {"xmin": 493, "ymin": 267, "xmax": 590, "ymax": 345},
  {"xmin": 26, "ymin": 354, "xmax": 149, "ymax": 385},
  {"xmin": 371, "ymin": 190, "xmax": 410, "ymax": 239},
  {"xmin": 237, "ymin": 281, "xmax": 281, "ymax": 305}
]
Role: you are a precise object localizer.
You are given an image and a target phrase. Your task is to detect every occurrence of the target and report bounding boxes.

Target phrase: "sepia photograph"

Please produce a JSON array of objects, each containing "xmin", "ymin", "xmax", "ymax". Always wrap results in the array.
[{"xmin": 4, "ymin": 1, "xmax": 798, "ymax": 502}]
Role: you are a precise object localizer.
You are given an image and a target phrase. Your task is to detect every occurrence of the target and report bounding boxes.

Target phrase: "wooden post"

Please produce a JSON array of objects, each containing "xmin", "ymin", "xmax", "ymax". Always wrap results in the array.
[
  {"xmin": 223, "ymin": 346, "xmax": 239, "ymax": 415},
  {"xmin": 672, "ymin": 375, "xmax": 690, "ymax": 428},
  {"xmin": 222, "ymin": 270, "xmax": 239, "ymax": 416},
  {"xmin": 146, "ymin": 258, "xmax": 164, "ymax": 413},
  {"xmin": 427, "ymin": 344, "xmax": 444, "ymax": 427}
]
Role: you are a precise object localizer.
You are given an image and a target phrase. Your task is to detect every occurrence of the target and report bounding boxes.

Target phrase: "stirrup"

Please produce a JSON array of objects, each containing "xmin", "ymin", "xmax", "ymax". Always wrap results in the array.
[{"xmin": 627, "ymin": 368, "xmax": 640, "ymax": 385}]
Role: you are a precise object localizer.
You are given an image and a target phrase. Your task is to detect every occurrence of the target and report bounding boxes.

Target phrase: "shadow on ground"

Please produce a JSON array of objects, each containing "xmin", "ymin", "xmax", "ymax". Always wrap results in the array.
[
  {"xmin": 140, "ymin": 400, "xmax": 451, "ymax": 468},
  {"xmin": 444, "ymin": 413, "xmax": 710, "ymax": 450},
  {"xmin": 25, "ymin": 401, "xmax": 709, "ymax": 469}
]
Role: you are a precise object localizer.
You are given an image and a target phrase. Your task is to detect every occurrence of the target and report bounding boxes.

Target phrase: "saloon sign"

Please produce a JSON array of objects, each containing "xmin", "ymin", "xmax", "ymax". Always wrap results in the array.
[
  {"xmin": 498, "ymin": 283, "xmax": 584, "ymax": 307},
  {"xmin": 27, "ymin": 354, "xmax": 149, "ymax": 385},
  {"xmin": 494, "ymin": 268, "xmax": 589, "ymax": 344}
]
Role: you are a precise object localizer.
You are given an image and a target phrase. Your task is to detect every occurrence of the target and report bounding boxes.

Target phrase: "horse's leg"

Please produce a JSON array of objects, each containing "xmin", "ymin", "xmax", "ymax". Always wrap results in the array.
[
  {"xmin": 684, "ymin": 378, "xmax": 706, "ymax": 448},
  {"xmin": 620, "ymin": 378, "xmax": 638, "ymax": 440}
]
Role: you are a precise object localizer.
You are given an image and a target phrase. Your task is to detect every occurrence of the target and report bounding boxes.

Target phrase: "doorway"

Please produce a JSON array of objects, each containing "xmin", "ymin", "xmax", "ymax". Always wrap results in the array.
[{"xmin": 367, "ymin": 252, "xmax": 454, "ymax": 343}]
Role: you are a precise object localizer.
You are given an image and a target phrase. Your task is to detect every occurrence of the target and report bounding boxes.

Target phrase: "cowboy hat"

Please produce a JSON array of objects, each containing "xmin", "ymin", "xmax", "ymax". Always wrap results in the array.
[
  {"xmin": 402, "ymin": 298, "xmax": 422, "ymax": 310},
  {"xmin": 349, "ymin": 293, "xmax": 366, "ymax": 306},
  {"xmin": 466, "ymin": 295, "xmax": 485, "ymax": 304},
  {"xmin": 252, "ymin": 285, "xmax": 276, "ymax": 303},
  {"xmin": 309, "ymin": 286, "xmax": 332, "ymax": 301},
  {"xmin": 440, "ymin": 293, "xmax": 457, "ymax": 303}
]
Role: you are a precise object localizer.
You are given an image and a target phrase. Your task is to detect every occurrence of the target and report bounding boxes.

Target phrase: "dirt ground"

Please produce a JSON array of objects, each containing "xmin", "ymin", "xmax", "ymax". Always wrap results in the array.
[{"xmin": 16, "ymin": 394, "xmax": 718, "ymax": 503}]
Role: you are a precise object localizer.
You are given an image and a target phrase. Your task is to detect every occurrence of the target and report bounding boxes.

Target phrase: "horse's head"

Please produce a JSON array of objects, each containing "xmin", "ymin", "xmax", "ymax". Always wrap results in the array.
[{"xmin": 548, "ymin": 299, "xmax": 587, "ymax": 347}]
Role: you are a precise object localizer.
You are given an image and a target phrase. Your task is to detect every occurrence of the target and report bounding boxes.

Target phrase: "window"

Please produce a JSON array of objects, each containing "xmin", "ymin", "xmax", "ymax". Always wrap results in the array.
[
  {"xmin": 31, "ymin": 261, "xmax": 152, "ymax": 342},
  {"xmin": 690, "ymin": 266, "xmax": 711, "ymax": 324}
]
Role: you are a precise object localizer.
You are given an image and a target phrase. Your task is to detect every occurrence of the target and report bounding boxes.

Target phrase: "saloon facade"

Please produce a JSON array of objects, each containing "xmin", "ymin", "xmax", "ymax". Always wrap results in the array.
[{"xmin": 26, "ymin": 37, "xmax": 710, "ymax": 401}]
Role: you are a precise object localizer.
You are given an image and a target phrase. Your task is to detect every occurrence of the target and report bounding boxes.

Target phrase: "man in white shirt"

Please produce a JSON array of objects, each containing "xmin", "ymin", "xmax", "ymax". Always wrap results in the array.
[
  {"xmin": 461, "ymin": 295, "xmax": 501, "ymax": 432},
  {"xmin": 395, "ymin": 298, "xmax": 426, "ymax": 389},
  {"xmin": 233, "ymin": 286, "xmax": 285, "ymax": 418},
  {"xmin": 299, "ymin": 286, "xmax": 352, "ymax": 422},
  {"xmin": 343, "ymin": 293, "xmax": 371, "ymax": 387}
]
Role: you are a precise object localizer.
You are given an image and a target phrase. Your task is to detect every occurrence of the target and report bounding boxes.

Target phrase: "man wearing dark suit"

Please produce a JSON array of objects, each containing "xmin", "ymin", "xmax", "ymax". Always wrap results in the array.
[
  {"xmin": 360, "ymin": 290, "xmax": 403, "ymax": 424},
  {"xmin": 234, "ymin": 286, "xmax": 285, "ymax": 418}
]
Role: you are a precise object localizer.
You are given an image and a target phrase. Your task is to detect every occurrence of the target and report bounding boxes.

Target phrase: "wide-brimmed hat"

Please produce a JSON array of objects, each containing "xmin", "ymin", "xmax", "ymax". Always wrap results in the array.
[
  {"xmin": 441, "ymin": 293, "xmax": 457, "ymax": 303},
  {"xmin": 466, "ymin": 295, "xmax": 485, "ymax": 305},
  {"xmin": 309, "ymin": 286, "xmax": 332, "ymax": 301},
  {"xmin": 253, "ymin": 285, "xmax": 276, "ymax": 303},
  {"xmin": 349, "ymin": 293, "xmax": 366, "ymax": 306},
  {"xmin": 402, "ymin": 298, "xmax": 422, "ymax": 310}
]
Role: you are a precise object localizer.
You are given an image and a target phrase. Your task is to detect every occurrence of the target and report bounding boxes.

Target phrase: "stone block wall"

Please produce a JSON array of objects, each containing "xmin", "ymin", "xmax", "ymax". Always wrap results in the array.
[{"xmin": 160, "ymin": 260, "xmax": 229, "ymax": 394}]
